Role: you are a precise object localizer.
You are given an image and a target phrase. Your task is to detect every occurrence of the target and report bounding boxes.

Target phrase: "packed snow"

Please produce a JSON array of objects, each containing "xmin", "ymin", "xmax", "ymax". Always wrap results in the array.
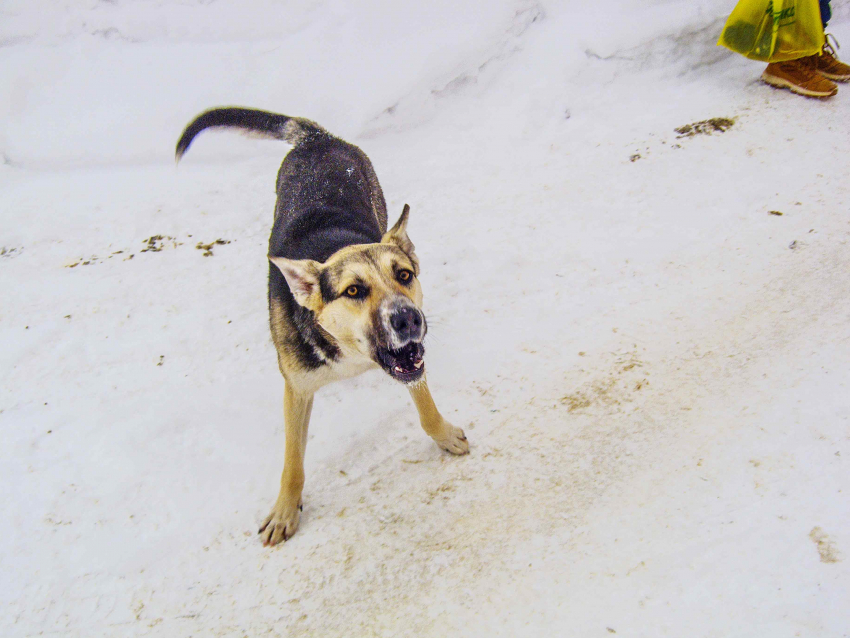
[{"xmin": 2, "ymin": 0, "xmax": 849, "ymax": 636}]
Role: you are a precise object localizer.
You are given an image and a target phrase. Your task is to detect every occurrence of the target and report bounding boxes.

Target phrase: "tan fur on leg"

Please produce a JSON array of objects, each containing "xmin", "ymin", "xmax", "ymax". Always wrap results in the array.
[
  {"xmin": 408, "ymin": 375, "xmax": 469, "ymax": 455},
  {"xmin": 259, "ymin": 383, "xmax": 314, "ymax": 546}
]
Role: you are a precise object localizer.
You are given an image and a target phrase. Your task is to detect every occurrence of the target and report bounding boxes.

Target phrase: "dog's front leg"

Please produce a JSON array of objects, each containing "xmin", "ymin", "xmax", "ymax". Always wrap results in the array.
[
  {"xmin": 259, "ymin": 382, "xmax": 314, "ymax": 546},
  {"xmin": 408, "ymin": 375, "xmax": 469, "ymax": 455}
]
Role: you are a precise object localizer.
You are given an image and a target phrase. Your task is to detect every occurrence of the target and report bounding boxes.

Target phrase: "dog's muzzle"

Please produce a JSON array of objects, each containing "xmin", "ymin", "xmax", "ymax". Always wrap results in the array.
[{"xmin": 375, "ymin": 298, "xmax": 427, "ymax": 383}]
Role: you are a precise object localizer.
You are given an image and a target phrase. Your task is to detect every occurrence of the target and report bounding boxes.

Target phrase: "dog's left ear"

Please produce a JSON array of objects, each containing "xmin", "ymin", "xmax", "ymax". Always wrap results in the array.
[{"xmin": 382, "ymin": 204, "xmax": 418, "ymax": 270}]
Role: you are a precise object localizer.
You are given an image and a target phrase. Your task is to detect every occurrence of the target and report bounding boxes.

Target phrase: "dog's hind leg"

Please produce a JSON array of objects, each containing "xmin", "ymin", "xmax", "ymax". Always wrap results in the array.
[
  {"xmin": 408, "ymin": 375, "xmax": 469, "ymax": 455},
  {"xmin": 259, "ymin": 383, "xmax": 314, "ymax": 546}
]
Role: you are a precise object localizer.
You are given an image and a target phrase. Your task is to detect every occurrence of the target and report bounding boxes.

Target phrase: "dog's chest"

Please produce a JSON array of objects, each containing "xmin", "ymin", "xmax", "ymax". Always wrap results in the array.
[
  {"xmin": 331, "ymin": 355, "xmax": 379, "ymax": 380},
  {"xmin": 295, "ymin": 353, "xmax": 379, "ymax": 393}
]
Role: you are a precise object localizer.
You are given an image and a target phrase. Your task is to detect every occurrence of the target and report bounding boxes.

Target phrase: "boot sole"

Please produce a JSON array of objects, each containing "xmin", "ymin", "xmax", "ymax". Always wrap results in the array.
[
  {"xmin": 818, "ymin": 70, "xmax": 850, "ymax": 82},
  {"xmin": 761, "ymin": 72, "xmax": 837, "ymax": 97}
]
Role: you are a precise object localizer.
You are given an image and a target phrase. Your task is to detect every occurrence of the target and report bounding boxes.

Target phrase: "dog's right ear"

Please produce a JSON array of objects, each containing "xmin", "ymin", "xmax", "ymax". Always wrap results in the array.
[{"xmin": 269, "ymin": 257, "xmax": 322, "ymax": 309}]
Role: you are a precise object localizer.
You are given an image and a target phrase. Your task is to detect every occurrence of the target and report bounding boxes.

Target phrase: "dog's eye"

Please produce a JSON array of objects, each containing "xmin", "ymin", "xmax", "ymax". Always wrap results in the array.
[
  {"xmin": 344, "ymin": 285, "xmax": 364, "ymax": 299},
  {"xmin": 397, "ymin": 269, "xmax": 414, "ymax": 284}
]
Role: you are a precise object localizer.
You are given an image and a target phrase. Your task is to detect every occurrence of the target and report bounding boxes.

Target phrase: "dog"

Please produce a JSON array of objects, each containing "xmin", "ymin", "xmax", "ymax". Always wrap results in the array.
[{"xmin": 175, "ymin": 107, "xmax": 469, "ymax": 546}]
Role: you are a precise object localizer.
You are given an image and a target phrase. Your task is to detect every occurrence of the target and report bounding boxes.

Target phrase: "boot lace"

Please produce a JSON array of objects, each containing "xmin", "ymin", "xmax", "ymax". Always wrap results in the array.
[{"xmin": 824, "ymin": 33, "xmax": 841, "ymax": 60}]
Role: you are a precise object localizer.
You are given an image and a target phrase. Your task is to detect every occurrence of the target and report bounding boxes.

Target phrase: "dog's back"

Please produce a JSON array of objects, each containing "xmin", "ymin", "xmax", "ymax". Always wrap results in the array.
[
  {"xmin": 175, "ymin": 107, "xmax": 388, "ymax": 262},
  {"xmin": 270, "ymin": 133, "xmax": 387, "ymax": 262}
]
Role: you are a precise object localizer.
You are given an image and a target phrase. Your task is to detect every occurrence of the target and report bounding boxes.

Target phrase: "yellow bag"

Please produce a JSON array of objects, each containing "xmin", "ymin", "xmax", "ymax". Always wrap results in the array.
[{"xmin": 718, "ymin": 0, "xmax": 825, "ymax": 62}]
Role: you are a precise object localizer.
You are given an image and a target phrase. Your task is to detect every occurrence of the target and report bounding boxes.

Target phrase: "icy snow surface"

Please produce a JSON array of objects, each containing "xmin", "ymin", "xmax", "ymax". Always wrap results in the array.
[{"xmin": 2, "ymin": 0, "xmax": 849, "ymax": 636}]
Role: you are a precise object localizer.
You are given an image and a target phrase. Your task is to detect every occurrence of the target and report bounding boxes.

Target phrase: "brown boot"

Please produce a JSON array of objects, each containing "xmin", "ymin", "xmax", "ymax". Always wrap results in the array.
[
  {"xmin": 761, "ymin": 56, "xmax": 838, "ymax": 98},
  {"xmin": 813, "ymin": 35, "xmax": 850, "ymax": 82}
]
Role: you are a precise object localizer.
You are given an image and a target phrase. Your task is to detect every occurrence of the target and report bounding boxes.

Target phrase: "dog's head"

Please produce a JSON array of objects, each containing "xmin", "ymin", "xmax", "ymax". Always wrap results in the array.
[{"xmin": 270, "ymin": 205, "xmax": 427, "ymax": 384}]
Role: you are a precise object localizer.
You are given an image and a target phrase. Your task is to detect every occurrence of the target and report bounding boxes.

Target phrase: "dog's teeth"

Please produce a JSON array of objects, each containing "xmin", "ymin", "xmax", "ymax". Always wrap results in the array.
[
  {"xmin": 414, "ymin": 360, "xmax": 423, "ymax": 369},
  {"xmin": 394, "ymin": 366, "xmax": 404, "ymax": 373}
]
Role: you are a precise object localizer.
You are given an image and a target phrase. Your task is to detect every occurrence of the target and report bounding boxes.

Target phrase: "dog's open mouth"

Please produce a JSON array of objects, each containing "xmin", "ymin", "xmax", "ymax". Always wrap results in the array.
[{"xmin": 376, "ymin": 341, "xmax": 425, "ymax": 383}]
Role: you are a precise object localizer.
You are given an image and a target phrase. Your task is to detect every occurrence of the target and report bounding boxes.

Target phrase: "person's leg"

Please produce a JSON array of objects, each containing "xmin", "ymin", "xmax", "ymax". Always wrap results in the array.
[
  {"xmin": 760, "ymin": 0, "xmax": 839, "ymax": 97},
  {"xmin": 813, "ymin": 0, "xmax": 850, "ymax": 82},
  {"xmin": 819, "ymin": 0, "xmax": 831, "ymax": 29}
]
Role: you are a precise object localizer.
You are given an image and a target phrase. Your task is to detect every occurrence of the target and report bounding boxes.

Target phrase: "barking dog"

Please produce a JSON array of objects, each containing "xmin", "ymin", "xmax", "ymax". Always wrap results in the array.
[{"xmin": 175, "ymin": 107, "xmax": 469, "ymax": 546}]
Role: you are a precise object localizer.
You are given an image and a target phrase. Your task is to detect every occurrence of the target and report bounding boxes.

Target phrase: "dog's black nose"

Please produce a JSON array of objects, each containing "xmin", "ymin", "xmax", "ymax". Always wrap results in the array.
[{"xmin": 390, "ymin": 306, "xmax": 423, "ymax": 342}]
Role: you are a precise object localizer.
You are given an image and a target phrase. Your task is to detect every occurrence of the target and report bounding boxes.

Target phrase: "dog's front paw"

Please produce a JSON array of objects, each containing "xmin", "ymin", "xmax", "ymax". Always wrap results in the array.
[
  {"xmin": 258, "ymin": 497, "xmax": 302, "ymax": 547},
  {"xmin": 434, "ymin": 424, "xmax": 469, "ymax": 455}
]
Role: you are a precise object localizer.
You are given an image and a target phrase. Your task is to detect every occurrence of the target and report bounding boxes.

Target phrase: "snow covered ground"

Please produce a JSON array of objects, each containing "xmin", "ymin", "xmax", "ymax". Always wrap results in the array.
[{"xmin": 2, "ymin": 0, "xmax": 849, "ymax": 635}]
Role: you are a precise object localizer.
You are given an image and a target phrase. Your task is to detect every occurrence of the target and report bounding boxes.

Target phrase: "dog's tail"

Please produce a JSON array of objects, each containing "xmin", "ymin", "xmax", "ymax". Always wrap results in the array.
[{"xmin": 175, "ymin": 107, "xmax": 329, "ymax": 162}]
